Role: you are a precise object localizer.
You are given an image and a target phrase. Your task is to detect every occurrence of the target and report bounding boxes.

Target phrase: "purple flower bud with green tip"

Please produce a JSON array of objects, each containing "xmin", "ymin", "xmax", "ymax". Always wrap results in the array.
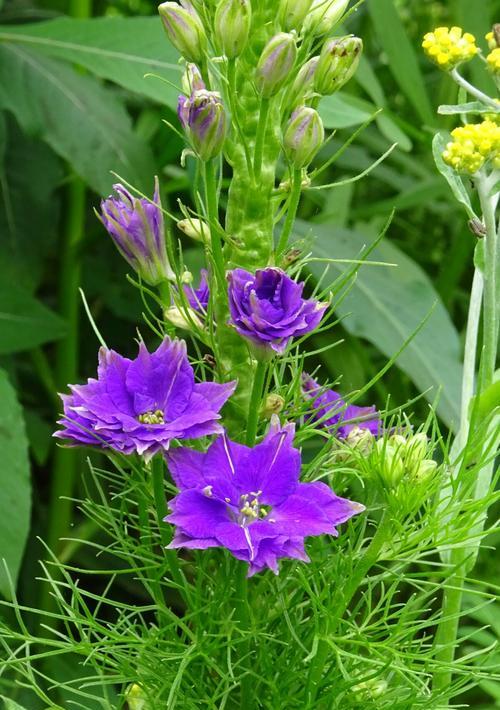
[
  {"xmin": 214, "ymin": 0, "xmax": 252, "ymax": 59},
  {"xmin": 158, "ymin": 1, "xmax": 207, "ymax": 64},
  {"xmin": 279, "ymin": 0, "xmax": 313, "ymax": 32},
  {"xmin": 181, "ymin": 62, "xmax": 205, "ymax": 95},
  {"xmin": 314, "ymin": 36, "xmax": 363, "ymax": 95},
  {"xmin": 284, "ymin": 106, "xmax": 324, "ymax": 168},
  {"xmin": 99, "ymin": 179, "xmax": 174, "ymax": 286},
  {"xmin": 179, "ymin": 89, "xmax": 228, "ymax": 161},
  {"xmin": 304, "ymin": 0, "xmax": 349, "ymax": 36},
  {"xmin": 227, "ymin": 267, "xmax": 328, "ymax": 355},
  {"xmin": 287, "ymin": 56, "xmax": 320, "ymax": 109},
  {"xmin": 255, "ymin": 32, "xmax": 297, "ymax": 98}
]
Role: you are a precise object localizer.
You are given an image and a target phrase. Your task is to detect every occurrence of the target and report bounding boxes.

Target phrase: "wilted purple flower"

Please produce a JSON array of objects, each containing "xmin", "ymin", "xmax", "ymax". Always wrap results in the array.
[
  {"xmin": 99, "ymin": 180, "xmax": 174, "ymax": 285},
  {"xmin": 55, "ymin": 338, "xmax": 236, "ymax": 460},
  {"xmin": 302, "ymin": 373, "xmax": 381, "ymax": 438},
  {"xmin": 227, "ymin": 267, "xmax": 327, "ymax": 355},
  {"xmin": 183, "ymin": 269, "xmax": 210, "ymax": 312},
  {"xmin": 165, "ymin": 417, "xmax": 364, "ymax": 575},
  {"xmin": 177, "ymin": 89, "xmax": 227, "ymax": 161}
]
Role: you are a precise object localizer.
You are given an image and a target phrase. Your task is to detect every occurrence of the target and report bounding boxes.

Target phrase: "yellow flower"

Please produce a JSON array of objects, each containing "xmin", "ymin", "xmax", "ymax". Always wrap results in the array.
[
  {"xmin": 442, "ymin": 120, "xmax": 500, "ymax": 174},
  {"xmin": 487, "ymin": 47, "xmax": 500, "ymax": 75},
  {"xmin": 486, "ymin": 30, "xmax": 498, "ymax": 51},
  {"xmin": 422, "ymin": 26, "xmax": 478, "ymax": 71}
]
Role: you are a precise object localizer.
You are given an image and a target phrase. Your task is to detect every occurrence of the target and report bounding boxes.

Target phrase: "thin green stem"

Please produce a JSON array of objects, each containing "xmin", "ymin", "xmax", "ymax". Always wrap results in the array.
[
  {"xmin": 204, "ymin": 160, "xmax": 226, "ymax": 292},
  {"xmin": 450, "ymin": 68, "xmax": 500, "ymax": 111},
  {"xmin": 276, "ymin": 169, "xmax": 302, "ymax": 257},
  {"xmin": 245, "ymin": 360, "xmax": 268, "ymax": 446},
  {"xmin": 235, "ymin": 561, "xmax": 254, "ymax": 710},
  {"xmin": 253, "ymin": 98, "xmax": 270, "ymax": 182}
]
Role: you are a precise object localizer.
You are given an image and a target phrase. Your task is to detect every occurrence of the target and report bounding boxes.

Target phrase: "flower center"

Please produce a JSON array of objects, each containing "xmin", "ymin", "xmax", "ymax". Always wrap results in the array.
[
  {"xmin": 138, "ymin": 409, "xmax": 164, "ymax": 425},
  {"xmin": 238, "ymin": 491, "xmax": 269, "ymax": 526}
]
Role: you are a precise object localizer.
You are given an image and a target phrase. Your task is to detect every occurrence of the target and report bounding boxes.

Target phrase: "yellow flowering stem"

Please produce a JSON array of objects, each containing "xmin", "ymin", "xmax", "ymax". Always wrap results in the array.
[{"xmin": 450, "ymin": 68, "xmax": 500, "ymax": 111}]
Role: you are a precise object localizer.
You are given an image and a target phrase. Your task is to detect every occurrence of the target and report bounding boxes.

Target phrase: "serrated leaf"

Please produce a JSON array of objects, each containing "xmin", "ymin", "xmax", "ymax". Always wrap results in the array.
[
  {"xmin": 0, "ymin": 370, "xmax": 31, "ymax": 598},
  {"xmin": 0, "ymin": 45, "xmax": 155, "ymax": 195},
  {"xmin": 432, "ymin": 132, "xmax": 477, "ymax": 220},
  {"xmin": 0, "ymin": 284, "xmax": 66, "ymax": 354}
]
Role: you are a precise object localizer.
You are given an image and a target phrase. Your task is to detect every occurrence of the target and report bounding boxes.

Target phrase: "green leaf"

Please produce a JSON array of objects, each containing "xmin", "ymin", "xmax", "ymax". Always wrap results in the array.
[
  {"xmin": 0, "ymin": 16, "xmax": 181, "ymax": 106},
  {"xmin": 319, "ymin": 93, "xmax": 372, "ymax": 129},
  {"xmin": 0, "ymin": 45, "xmax": 155, "ymax": 195},
  {"xmin": 0, "ymin": 370, "xmax": 31, "ymax": 598},
  {"xmin": 301, "ymin": 223, "xmax": 463, "ymax": 429},
  {"xmin": 432, "ymin": 132, "xmax": 477, "ymax": 220},
  {"xmin": 438, "ymin": 101, "xmax": 498, "ymax": 115},
  {"xmin": 0, "ymin": 283, "xmax": 66, "ymax": 354},
  {"xmin": 1, "ymin": 700, "xmax": 29, "ymax": 710},
  {"xmin": 368, "ymin": 0, "xmax": 434, "ymax": 126}
]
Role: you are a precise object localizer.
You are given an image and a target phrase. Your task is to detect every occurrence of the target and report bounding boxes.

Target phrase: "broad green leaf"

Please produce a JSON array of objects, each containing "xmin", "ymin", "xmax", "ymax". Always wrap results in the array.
[
  {"xmin": 432, "ymin": 132, "xmax": 477, "ymax": 219},
  {"xmin": 319, "ymin": 93, "xmax": 372, "ymax": 129},
  {"xmin": 300, "ymin": 222, "xmax": 462, "ymax": 429},
  {"xmin": 368, "ymin": 0, "xmax": 434, "ymax": 126},
  {"xmin": 0, "ymin": 284, "xmax": 66, "ymax": 354},
  {"xmin": 438, "ymin": 101, "xmax": 497, "ymax": 115},
  {"xmin": 0, "ymin": 16, "xmax": 181, "ymax": 106},
  {"xmin": 0, "ymin": 45, "xmax": 155, "ymax": 195},
  {"xmin": 0, "ymin": 370, "xmax": 31, "ymax": 598}
]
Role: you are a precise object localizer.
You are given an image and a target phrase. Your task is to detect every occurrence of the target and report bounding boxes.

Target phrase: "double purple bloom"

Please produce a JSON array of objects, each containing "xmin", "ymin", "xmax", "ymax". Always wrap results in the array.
[
  {"xmin": 166, "ymin": 418, "xmax": 364, "ymax": 575},
  {"xmin": 227, "ymin": 267, "xmax": 327, "ymax": 354},
  {"xmin": 302, "ymin": 373, "xmax": 381, "ymax": 438},
  {"xmin": 55, "ymin": 338, "xmax": 236, "ymax": 460}
]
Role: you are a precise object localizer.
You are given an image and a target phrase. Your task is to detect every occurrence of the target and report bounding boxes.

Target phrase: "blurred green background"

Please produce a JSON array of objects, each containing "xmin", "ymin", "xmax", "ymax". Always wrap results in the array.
[{"xmin": 0, "ymin": 0, "xmax": 499, "ymax": 706}]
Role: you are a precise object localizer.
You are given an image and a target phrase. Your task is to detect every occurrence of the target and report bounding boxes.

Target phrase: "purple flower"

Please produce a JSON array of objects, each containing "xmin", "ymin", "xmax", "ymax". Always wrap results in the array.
[
  {"xmin": 302, "ymin": 373, "xmax": 381, "ymax": 438},
  {"xmin": 99, "ymin": 179, "xmax": 174, "ymax": 286},
  {"xmin": 55, "ymin": 338, "xmax": 236, "ymax": 460},
  {"xmin": 227, "ymin": 267, "xmax": 327, "ymax": 355},
  {"xmin": 165, "ymin": 417, "xmax": 364, "ymax": 576},
  {"xmin": 183, "ymin": 269, "xmax": 210, "ymax": 313}
]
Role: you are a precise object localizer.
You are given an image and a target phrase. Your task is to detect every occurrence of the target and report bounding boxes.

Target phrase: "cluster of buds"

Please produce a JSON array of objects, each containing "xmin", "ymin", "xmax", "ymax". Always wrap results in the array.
[
  {"xmin": 422, "ymin": 26, "xmax": 478, "ymax": 71},
  {"xmin": 442, "ymin": 120, "xmax": 500, "ymax": 174},
  {"xmin": 373, "ymin": 432, "xmax": 438, "ymax": 490}
]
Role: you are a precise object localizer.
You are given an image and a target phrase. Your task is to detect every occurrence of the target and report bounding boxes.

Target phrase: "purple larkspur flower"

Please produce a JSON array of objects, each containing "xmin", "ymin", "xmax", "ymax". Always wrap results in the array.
[
  {"xmin": 227, "ymin": 267, "xmax": 327, "ymax": 355},
  {"xmin": 55, "ymin": 338, "xmax": 236, "ymax": 460},
  {"xmin": 177, "ymin": 89, "xmax": 227, "ymax": 161},
  {"xmin": 183, "ymin": 269, "xmax": 210, "ymax": 313},
  {"xmin": 302, "ymin": 373, "xmax": 381, "ymax": 438},
  {"xmin": 99, "ymin": 179, "xmax": 174, "ymax": 285},
  {"xmin": 165, "ymin": 417, "xmax": 364, "ymax": 575}
]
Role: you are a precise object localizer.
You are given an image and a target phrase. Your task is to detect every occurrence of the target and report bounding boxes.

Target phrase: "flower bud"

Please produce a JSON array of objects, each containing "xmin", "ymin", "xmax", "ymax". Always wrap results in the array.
[
  {"xmin": 284, "ymin": 106, "xmax": 324, "ymax": 168},
  {"xmin": 375, "ymin": 439, "xmax": 405, "ymax": 488},
  {"xmin": 406, "ymin": 433, "xmax": 428, "ymax": 463},
  {"xmin": 125, "ymin": 684, "xmax": 148, "ymax": 710},
  {"xmin": 261, "ymin": 393, "xmax": 285, "ymax": 419},
  {"xmin": 215, "ymin": 0, "xmax": 252, "ymax": 58},
  {"xmin": 346, "ymin": 426, "xmax": 374, "ymax": 455},
  {"xmin": 181, "ymin": 63, "xmax": 205, "ymax": 95},
  {"xmin": 304, "ymin": 0, "xmax": 349, "ymax": 36},
  {"xmin": 164, "ymin": 305, "xmax": 203, "ymax": 330},
  {"xmin": 279, "ymin": 0, "xmax": 313, "ymax": 32},
  {"xmin": 177, "ymin": 217, "xmax": 210, "ymax": 241},
  {"xmin": 179, "ymin": 89, "xmax": 228, "ymax": 161},
  {"xmin": 287, "ymin": 56, "xmax": 320, "ymax": 108},
  {"xmin": 314, "ymin": 36, "xmax": 362, "ymax": 95},
  {"xmin": 255, "ymin": 32, "xmax": 297, "ymax": 98},
  {"xmin": 486, "ymin": 25, "xmax": 500, "ymax": 50},
  {"xmin": 412, "ymin": 459, "xmax": 438, "ymax": 484},
  {"xmin": 158, "ymin": 2, "xmax": 207, "ymax": 64}
]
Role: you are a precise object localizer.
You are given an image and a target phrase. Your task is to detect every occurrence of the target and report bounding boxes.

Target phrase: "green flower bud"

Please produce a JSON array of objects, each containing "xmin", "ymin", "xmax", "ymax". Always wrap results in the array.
[
  {"xmin": 279, "ymin": 0, "xmax": 313, "ymax": 32},
  {"xmin": 375, "ymin": 439, "xmax": 405, "ymax": 488},
  {"xmin": 255, "ymin": 32, "xmax": 297, "ymax": 98},
  {"xmin": 261, "ymin": 393, "xmax": 285, "ymax": 419},
  {"xmin": 181, "ymin": 62, "xmax": 205, "ymax": 95},
  {"xmin": 304, "ymin": 0, "xmax": 349, "ymax": 36},
  {"xmin": 412, "ymin": 459, "xmax": 438, "ymax": 484},
  {"xmin": 215, "ymin": 0, "xmax": 252, "ymax": 58},
  {"xmin": 177, "ymin": 217, "xmax": 210, "ymax": 241},
  {"xmin": 158, "ymin": 1, "xmax": 207, "ymax": 64},
  {"xmin": 125, "ymin": 684, "xmax": 148, "ymax": 710},
  {"xmin": 164, "ymin": 305, "xmax": 203, "ymax": 330},
  {"xmin": 346, "ymin": 426, "xmax": 375, "ymax": 455},
  {"xmin": 406, "ymin": 432, "xmax": 429, "ymax": 463},
  {"xmin": 314, "ymin": 35, "xmax": 363, "ymax": 95},
  {"xmin": 284, "ymin": 106, "xmax": 324, "ymax": 168},
  {"xmin": 287, "ymin": 56, "xmax": 320, "ymax": 108}
]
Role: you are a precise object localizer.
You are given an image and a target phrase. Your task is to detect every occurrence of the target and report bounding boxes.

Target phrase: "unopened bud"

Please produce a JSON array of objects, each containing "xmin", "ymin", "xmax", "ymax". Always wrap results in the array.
[
  {"xmin": 304, "ymin": 0, "xmax": 349, "ymax": 36},
  {"xmin": 287, "ymin": 56, "xmax": 320, "ymax": 109},
  {"xmin": 215, "ymin": 0, "xmax": 252, "ymax": 58},
  {"xmin": 406, "ymin": 433, "xmax": 428, "ymax": 462},
  {"xmin": 181, "ymin": 270, "xmax": 193, "ymax": 284},
  {"xmin": 177, "ymin": 217, "xmax": 210, "ymax": 241},
  {"xmin": 255, "ymin": 32, "xmax": 297, "ymax": 98},
  {"xmin": 314, "ymin": 36, "xmax": 362, "ymax": 95},
  {"xmin": 179, "ymin": 90, "xmax": 228, "ymax": 161},
  {"xmin": 346, "ymin": 426, "xmax": 374, "ymax": 455},
  {"xmin": 182, "ymin": 63, "xmax": 205, "ymax": 94},
  {"xmin": 261, "ymin": 394, "xmax": 285, "ymax": 419},
  {"xmin": 486, "ymin": 25, "xmax": 500, "ymax": 50},
  {"xmin": 279, "ymin": 0, "xmax": 313, "ymax": 32},
  {"xmin": 125, "ymin": 684, "xmax": 148, "ymax": 710},
  {"xmin": 413, "ymin": 459, "xmax": 438, "ymax": 484},
  {"xmin": 164, "ymin": 305, "xmax": 203, "ymax": 330},
  {"xmin": 353, "ymin": 678, "xmax": 388, "ymax": 700},
  {"xmin": 158, "ymin": 2, "xmax": 207, "ymax": 64},
  {"xmin": 375, "ymin": 439, "xmax": 405, "ymax": 488},
  {"xmin": 284, "ymin": 106, "xmax": 324, "ymax": 168}
]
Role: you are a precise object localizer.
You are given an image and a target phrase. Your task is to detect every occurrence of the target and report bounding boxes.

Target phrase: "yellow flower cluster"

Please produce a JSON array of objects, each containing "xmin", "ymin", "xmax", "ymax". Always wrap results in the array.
[
  {"xmin": 486, "ymin": 31, "xmax": 498, "ymax": 51},
  {"xmin": 487, "ymin": 47, "xmax": 500, "ymax": 74},
  {"xmin": 422, "ymin": 26, "xmax": 478, "ymax": 70},
  {"xmin": 443, "ymin": 120, "xmax": 500, "ymax": 174}
]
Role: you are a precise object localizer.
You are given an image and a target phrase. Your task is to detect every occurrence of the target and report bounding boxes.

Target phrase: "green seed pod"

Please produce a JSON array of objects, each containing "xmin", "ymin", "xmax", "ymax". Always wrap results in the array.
[
  {"xmin": 158, "ymin": 1, "xmax": 207, "ymax": 64},
  {"xmin": 314, "ymin": 35, "xmax": 362, "ymax": 95},
  {"xmin": 214, "ymin": 0, "xmax": 252, "ymax": 58},
  {"xmin": 279, "ymin": 0, "xmax": 313, "ymax": 32},
  {"xmin": 284, "ymin": 106, "xmax": 324, "ymax": 168},
  {"xmin": 255, "ymin": 32, "xmax": 297, "ymax": 98},
  {"xmin": 287, "ymin": 55, "xmax": 320, "ymax": 108},
  {"xmin": 304, "ymin": 0, "xmax": 349, "ymax": 36}
]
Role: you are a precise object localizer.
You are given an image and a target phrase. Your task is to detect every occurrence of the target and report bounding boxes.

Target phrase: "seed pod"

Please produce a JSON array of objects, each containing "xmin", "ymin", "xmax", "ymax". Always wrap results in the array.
[
  {"xmin": 284, "ymin": 106, "xmax": 324, "ymax": 168},
  {"xmin": 255, "ymin": 32, "xmax": 297, "ymax": 98},
  {"xmin": 158, "ymin": 1, "xmax": 207, "ymax": 63},
  {"xmin": 314, "ymin": 35, "xmax": 362, "ymax": 95},
  {"xmin": 304, "ymin": 0, "xmax": 349, "ymax": 36},
  {"xmin": 279, "ymin": 0, "xmax": 313, "ymax": 32},
  {"xmin": 214, "ymin": 0, "xmax": 252, "ymax": 58}
]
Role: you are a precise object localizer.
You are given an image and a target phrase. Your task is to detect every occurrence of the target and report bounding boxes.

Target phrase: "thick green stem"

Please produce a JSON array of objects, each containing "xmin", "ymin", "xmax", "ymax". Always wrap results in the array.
[
  {"xmin": 276, "ymin": 169, "xmax": 302, "ymax": 257},
  {"xmin": 234, "ymin": 561, "xmax": 254, "ymax": 709},
  {"xmin": 245, "ymin": 360, "xmax": 267, "ymax": 446},
  {"xmin": 253, "ymin": 98, "xmax": 270, "ymax": 182}
]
